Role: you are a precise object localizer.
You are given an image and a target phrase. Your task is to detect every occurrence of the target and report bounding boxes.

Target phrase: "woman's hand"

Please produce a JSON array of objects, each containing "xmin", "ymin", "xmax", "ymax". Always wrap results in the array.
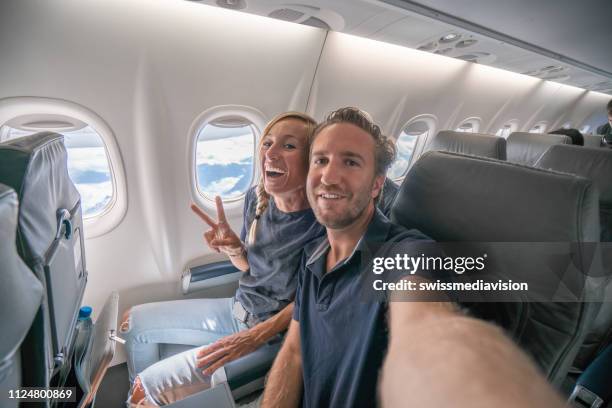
[
  {"xmin": 196, "ymin": 328, "xmax": 264, "ymax": 376},
  {"xmin": 191, "ymin": 197, "xmax": 244, "ymax": 257}
]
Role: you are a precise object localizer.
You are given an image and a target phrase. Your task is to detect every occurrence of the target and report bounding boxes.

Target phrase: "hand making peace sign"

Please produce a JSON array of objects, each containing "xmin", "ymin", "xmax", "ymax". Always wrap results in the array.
[{"xmin": 191, "ymin": 196, "xmax": 244, "ymax": 258}]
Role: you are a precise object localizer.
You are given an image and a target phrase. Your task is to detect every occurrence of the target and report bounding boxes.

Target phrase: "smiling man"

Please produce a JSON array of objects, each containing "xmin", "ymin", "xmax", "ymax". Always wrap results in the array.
[
  {"xmin": 260, "ymin": 107, "xmax": 565, "ymax": 408},
  {"xmin": 260, "ymin": 107, "xmax": 432, "ymax": 407}
]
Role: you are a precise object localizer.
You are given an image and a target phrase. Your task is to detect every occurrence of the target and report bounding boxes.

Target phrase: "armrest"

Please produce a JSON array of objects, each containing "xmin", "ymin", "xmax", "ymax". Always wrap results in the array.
[
  {"xmin": 211, "ymin": 341, "xmax": 282, "ymax": 400},
  {"xmin": 569, "ymin": 343, "xmax": 612, "ymax": 407},
  {"xmin": 181, "ymin": 261, "xmax": 242, "ymax": 294}
]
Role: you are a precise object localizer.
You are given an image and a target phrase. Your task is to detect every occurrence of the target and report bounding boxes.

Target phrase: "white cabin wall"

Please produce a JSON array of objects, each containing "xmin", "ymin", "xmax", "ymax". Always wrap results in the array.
[{"xmin": 0, "ymin": 0, "xmax": 325, "ymax": 327}]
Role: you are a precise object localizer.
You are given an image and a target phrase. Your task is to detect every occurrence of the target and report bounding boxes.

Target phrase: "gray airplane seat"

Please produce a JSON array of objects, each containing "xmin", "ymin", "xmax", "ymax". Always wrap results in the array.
[
  {"xmin": 534, "ymin": 144, "xmax": 612, "ymax": 405},
  {"xmin": 535, "ymin": 144, "xmax": 612, "ymax": 242},
  {"xmin": 507, "ymin": 131, "xmax": 572, "ymax": 166},
  {"xmin": 0, "ymin": 132, "xmax": 119, "ymax": 407},
  {"xmin": 425, "ymin": 130, "xmax": 506, "ymax": 160},
  {"xmin": 583, "ymin": 134, "xmax": 606, "ymax": 149},
  {"xmin": 0, "ymin": 184, "xmax": 44, "ymax": 408},
  {"xmin": 391, "ymin": 151, "xmax": 602, "ymax": 388}
]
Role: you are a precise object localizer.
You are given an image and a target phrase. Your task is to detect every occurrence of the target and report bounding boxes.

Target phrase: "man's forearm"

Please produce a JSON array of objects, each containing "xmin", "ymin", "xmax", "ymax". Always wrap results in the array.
[
  {"xmin": 381, "ymin": 302, "xmax": 565, "ymax": 408},
  {"xmin": 261, "ymin": 321, "xmax": 302, "ymax": 408}
]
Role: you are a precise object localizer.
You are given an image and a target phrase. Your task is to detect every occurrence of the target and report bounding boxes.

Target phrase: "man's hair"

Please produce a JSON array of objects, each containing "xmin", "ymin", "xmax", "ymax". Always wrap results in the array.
[
  {"xmin": 607, "ymin": 99, "xmax": 612, "ymax": 113},
  {"xmin": 313, "ymin": 107, "xmax": 396, "ymax": 176},
  {"xmin": 550, "ymin": 128, "xmax": 584, "ymax": 146}
]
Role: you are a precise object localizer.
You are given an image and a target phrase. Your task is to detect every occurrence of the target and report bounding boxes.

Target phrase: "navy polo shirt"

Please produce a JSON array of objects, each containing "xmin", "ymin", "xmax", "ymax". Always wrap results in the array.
[{"xmin": 293, "ymin": 209, "xmax": 434, "ymax": 408}]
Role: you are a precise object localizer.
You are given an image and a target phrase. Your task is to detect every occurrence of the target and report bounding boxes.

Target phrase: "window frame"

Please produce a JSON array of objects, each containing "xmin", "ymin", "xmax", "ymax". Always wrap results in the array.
[
  {"xmin": 495, "ymin": 120, "xmax": 519, "ymax": 138},
  {"xmin": 0, "ymin": 97, "xmax": 126, "ymax": 238},
  {"xmin": 455, "ymin": 117, "xmax": 482, "ymax": 133},
  {"xmin": 528, "ymin": 121, "xmax": 548, "ymax": 134},
  {"xmin": 394, "ymin": 114, "xmax": 438, "ymax": 179},
  {"xmin": 189, "ymin": 105, "xmax": 266, "ymax": 212}
]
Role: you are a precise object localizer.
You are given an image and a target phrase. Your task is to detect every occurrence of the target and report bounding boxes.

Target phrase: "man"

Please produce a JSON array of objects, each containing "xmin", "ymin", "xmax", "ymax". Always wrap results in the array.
[
  {"xmin": 261, "ymin": 107, "xmax": 564, "ymax": 408},
  {"xmin": 596, "ymin": 99, "xmax": 612, "ymax": 147}
]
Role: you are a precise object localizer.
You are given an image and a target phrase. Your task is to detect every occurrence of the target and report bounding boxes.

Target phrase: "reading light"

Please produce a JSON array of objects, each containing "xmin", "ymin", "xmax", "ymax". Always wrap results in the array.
[{"xmin": 440, "ymin": 33, "xmax": 460, "ymax": 43}]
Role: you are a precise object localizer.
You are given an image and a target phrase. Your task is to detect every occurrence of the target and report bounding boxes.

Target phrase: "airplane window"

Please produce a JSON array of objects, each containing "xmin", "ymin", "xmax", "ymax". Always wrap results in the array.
[
  {"xmin": 495, "ymin": 121, "xmax": 518, "ymax": 138},
  {"xmin": 0, "ymin": 124, "xmax": 114, "ymax": 218},
  {"xmin": 455, "ymin": 118, "xmax": 481, "ymax": 133},
  {"xmin": 195, "ymin": 117, "xmax": 255, "ymax": 201},
  {"xmin": 387, "ymin": 121, "xmax": 428, "ymax": 180},
  {"xmin": 529, "ymin": 122, "xmax": 547, "ymax": 133}
]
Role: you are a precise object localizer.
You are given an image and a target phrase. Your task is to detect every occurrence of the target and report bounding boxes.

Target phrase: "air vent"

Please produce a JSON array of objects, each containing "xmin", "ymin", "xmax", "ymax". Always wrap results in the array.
[
  {"xmin": 455, "ymin": 39, "xmax": 477, "ymax": 48},
  {"xmin": 268, "ymin": 8, "xmax": 305, "ymax": 22},
  {"xmin": 417, "ymin": 41, "xmax": 438, "ymax": 52},
  {"xmin": 215, "ymin": 0, "xmax": 246, "ymax": 10},
  {"xmin": 544, "ymin": 74, "xmax": 570, "ymax": 82},
  {"xmin": 434, "ymin": 47, "xmax": 453, "ymax": 55},
  {"xmin": 457, "ymin": 54, "xmax": 478, "ymax": 62},
  {"xmin": 301, "ymin": 16, "xmax": 330, "ymax": 29},
  {"xmin": 456, "ymin": 52, "xmax": 496, "ymax": 64}
]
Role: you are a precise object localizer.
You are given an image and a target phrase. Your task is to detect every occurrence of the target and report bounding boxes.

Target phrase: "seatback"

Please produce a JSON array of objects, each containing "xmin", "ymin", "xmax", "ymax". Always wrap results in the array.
[
  {"xmin": 0, "ymin": 184, "xmax": 44, "ymax": 407},
  {"xmin": 425, "ymin": 130, "xmax": 506, "ymax": 159},
  {"xmin": 507, "ymin": 132, "xmax": 571, "ymax": 166},
  {"xmin": 583, "ymin": 134, "xmax": 605, "ymax": 149},
  {"xmin": 391, "ymin": 151, "xmax": 601, "ymax": 386},
  {"xmin": 0, "ymin": 132, "xmax": 87, "ymax": 387},
  {"xmin": 535, "ymin": 144, "xmax": 612, "ymax": 370}
]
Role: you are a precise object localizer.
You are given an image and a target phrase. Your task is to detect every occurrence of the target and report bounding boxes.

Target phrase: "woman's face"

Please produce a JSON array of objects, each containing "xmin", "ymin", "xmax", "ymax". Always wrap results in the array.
[{"xmin": 259, "ymin": 118, "xmax": 309, "ymax": 198}]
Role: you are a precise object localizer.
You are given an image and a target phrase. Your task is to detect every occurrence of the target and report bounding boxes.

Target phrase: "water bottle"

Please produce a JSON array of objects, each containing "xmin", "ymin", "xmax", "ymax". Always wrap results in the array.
[{"xmin": 74, "ymin": 306, "xmax": 93, "ymax": 366}]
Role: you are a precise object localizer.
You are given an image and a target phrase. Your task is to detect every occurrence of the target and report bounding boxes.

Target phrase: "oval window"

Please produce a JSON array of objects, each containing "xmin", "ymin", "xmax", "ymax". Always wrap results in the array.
[
  {"xmin": 529, "ymin": 122, "xmax": 547, "ymax": 133},
  {"xmin": 1, "ymin": 122, "xmax": 114, "ymax": 218},
  {"xmin": 495, "ymin": 121, "xmax": 518, "ymax": 138},
  {"xmin": 388, "ymin": 121, "xmax": 429, "ymax": 180},
  {"xmin": 195, "ymin": 116, "xmax": 255, "ymax": 201},
  {"xmin": 455, "ymin": 118, "xmax": 481, "ymax": 133}
]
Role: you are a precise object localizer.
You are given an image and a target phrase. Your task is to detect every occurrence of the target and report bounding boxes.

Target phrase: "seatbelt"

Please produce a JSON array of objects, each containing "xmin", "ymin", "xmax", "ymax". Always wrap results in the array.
[{"xmin": 569, "ymin": 343, "xmax": 612, "ymax": 408}]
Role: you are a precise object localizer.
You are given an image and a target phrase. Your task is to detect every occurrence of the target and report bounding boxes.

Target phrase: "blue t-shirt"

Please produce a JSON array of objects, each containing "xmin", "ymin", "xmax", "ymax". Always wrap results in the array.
[
  {"xmin": 236, "ymin": 187, "xmax": 325, "ymax": 320},
  {"xmin": 293, "ymin": 209, "xmax": 434, "ymax": 408}
]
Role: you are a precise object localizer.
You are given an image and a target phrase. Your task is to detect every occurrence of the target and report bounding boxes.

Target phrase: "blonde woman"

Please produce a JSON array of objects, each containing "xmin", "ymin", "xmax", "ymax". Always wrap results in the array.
[{"xmin": 124, "ymin": 112, "xmax": 325, "ymax": 405}]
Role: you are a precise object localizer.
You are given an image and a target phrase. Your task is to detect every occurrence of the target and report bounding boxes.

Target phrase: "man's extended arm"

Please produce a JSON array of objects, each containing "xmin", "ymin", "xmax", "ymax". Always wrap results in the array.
[
  {"xmin": 261, "ymin": 320, "xmax": 303, "ymax": 408},
  {"xmin": 380, "ymin": 302, "xmax": 565, "ymax": 408}
]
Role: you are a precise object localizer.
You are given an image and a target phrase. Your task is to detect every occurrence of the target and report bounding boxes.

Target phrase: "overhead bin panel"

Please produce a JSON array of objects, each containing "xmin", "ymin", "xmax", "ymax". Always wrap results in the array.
[{"xmin": 308, "ymin": 31, "xmax": 611, "ymax": 139}]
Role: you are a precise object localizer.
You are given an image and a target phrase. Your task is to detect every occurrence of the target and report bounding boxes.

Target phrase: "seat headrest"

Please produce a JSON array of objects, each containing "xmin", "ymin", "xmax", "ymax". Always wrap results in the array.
[
  {"xmin": 0, "ymin": 184, "xmax": 43, "ymax": 360},
  {"xmin": 392, "ymin": 151, "xmax": 599, "ymax": 242},
  {"xmin": 0, "ymin": 132, "xmax": 81, "ymax": 264},
  {"xmin": 507, "ymin": 132, "xmax": 572, "ymax": 166},
  {"xmin": 426, "ymin": 130, "xmax": 506, "ymax": 160},
  {"xmin": 535, "ymin": 144, "xmax": 612, "ymax": 207}
]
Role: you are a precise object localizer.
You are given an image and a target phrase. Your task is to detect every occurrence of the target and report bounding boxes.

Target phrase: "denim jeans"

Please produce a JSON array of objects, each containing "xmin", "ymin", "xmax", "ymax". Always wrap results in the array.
[{"xmin": 122, "ymin": 297, "xmax": 248, "ymax": 401}]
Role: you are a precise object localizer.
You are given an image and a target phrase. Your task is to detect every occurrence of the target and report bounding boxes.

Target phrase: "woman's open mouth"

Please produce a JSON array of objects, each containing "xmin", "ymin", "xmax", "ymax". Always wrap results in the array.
[{"xmin": 265, "ymin": 165, "xmax": 286, "ymax": 179}]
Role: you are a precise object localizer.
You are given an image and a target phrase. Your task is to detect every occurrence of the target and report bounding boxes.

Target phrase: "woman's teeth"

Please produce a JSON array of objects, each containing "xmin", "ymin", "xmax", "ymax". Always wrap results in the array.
[{"xmin": 265, "ymin": 165, "xmax": 286, "ymax": 178}]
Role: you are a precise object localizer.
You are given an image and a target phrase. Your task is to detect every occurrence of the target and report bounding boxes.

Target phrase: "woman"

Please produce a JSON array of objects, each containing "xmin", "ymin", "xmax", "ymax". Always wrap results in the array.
[{"xmin": 123, "ymin": 111, "xmax": 324, "ymax": 405}]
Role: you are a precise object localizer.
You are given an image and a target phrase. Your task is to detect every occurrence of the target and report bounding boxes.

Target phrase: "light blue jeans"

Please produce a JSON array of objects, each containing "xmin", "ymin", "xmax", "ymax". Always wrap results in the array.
[{"xmin": 122, "ymin": 297, "xmax": 248, "ymax": 405}]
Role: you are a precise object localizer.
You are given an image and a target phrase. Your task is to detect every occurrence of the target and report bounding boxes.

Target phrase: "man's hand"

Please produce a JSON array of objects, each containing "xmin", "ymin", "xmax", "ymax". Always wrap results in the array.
[
  {"xmin": 191, "ymin": 197, "xmax": 243, "ymax": 257},
  {"xmin": 197, "ymin": 329, "xmax": 263, "ymax": 376}
]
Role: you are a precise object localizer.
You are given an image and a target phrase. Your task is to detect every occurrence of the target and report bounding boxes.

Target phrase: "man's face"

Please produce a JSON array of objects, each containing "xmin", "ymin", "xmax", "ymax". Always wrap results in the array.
[
  {"xmin": 307, "ymin": 123, "xmax": 384, "ymax": 229},
  {"xmin": 608, "ymin": 110, "xmax": 612, "ymax": 126}
]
